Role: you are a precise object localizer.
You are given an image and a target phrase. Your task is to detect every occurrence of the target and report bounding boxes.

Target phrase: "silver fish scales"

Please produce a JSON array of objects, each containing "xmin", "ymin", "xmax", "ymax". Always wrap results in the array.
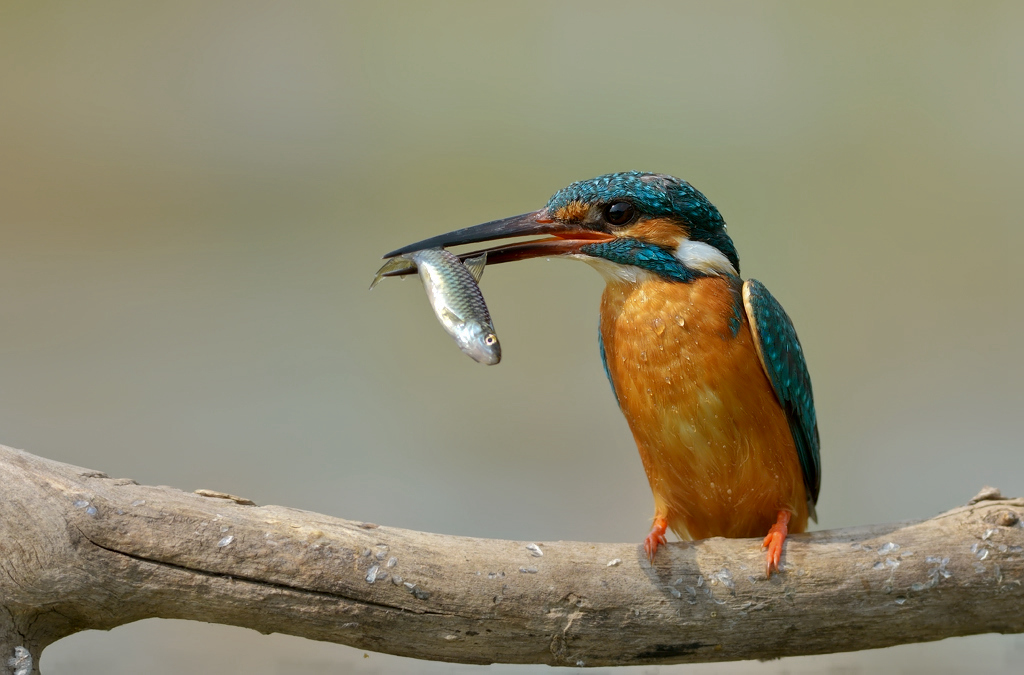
[{"xmin": 371, "ymin": 249, "xmax": 500, "ymax": 365}]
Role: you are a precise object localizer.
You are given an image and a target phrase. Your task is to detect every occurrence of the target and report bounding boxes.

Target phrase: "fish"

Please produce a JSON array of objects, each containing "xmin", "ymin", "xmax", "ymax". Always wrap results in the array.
[{"xmin": 371, "ymin": 249, "xmax": 501, "ymax": 365}]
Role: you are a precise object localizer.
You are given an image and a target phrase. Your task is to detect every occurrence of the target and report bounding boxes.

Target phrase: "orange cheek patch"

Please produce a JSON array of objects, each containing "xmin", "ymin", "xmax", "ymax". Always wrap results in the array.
[
  {"xmin": 621, "ymin": 217, "xmax": 688, "ymax": 249},
  {"xmin": 554, "ymin": 200, "xmax": 589, "ymax": 222}
]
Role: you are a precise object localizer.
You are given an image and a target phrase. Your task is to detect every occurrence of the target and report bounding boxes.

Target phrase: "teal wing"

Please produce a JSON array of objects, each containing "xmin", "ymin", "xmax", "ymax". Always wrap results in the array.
[
  {"xmin": 598, "ymin": 326, "xmax": 619, "ymax": 406},
  {"xmin": 742, "ymin": 279, "xmax": 820, "ymax": 516}
]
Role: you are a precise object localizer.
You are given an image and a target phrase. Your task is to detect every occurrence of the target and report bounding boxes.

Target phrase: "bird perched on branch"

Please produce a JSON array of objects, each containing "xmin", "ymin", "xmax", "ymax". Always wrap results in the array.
[{"xmin": 384, "ymin": 172, "xmax": 820, "ymax": 575}]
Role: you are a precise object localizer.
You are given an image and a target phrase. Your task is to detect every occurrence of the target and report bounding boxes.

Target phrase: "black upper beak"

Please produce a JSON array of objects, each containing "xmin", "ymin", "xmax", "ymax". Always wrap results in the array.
[
  {"xmin": 377, "ymin": 208, "xmax": 615, "ymax": 280},
  {"xmin": 382, "ymin": 210, "xmax": 557, "ymax": 259}
]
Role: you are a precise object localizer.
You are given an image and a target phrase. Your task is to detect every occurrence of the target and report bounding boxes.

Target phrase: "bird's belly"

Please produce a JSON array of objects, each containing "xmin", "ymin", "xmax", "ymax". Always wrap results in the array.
[{"xmin": 601, "ymin": 277, "xmax": 808, "ymax": 540}]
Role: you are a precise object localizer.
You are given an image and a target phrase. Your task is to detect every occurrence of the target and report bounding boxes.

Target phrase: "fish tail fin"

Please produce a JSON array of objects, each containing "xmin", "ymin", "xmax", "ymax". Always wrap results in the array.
[{"xmin": 370, "ymin": 257, "xmax": 416, "ymax": 289}]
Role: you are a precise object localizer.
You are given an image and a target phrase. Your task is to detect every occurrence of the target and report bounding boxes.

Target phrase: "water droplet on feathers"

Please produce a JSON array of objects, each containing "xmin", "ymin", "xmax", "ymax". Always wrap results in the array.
[
  {"xmin": 526, "ymin": 543, "xmax": 543, "ymax": 557},
  {"xmin": 653, "ymin": 318, "xmax": 665, "ymax": 335},
  {"xmin": 366, "ymin": 565, "xmax": 380, "ymax": 583},
  {"xmin": 217, "ymin": 535, "xmax": 234, "ymax": 548}
]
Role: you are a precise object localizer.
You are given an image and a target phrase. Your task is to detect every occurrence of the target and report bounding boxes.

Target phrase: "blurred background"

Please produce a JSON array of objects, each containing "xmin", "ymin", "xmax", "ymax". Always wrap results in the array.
[{"xmin": 2, "ymin": 1, "xmax": 1023, "ymax": 673}]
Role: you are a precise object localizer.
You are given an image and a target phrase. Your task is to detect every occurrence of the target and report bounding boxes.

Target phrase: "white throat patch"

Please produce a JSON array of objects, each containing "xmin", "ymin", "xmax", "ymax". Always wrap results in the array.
[{"xmin": 675, "ymin": 239, "xmax": 737, "ymax": 276}]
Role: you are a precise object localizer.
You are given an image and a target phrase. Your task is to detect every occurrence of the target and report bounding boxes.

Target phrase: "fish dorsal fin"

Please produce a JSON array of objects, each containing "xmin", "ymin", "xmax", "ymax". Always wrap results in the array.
[{"xmin": 463, "ymin": 252, "xmax": 487, "ymax": 283}]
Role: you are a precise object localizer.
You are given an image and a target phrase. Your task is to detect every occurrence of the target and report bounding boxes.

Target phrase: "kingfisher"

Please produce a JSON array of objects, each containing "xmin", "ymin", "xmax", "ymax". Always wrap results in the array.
[{"xmin": 383, "ymin": 172, "xmax": 820, "ymax": 575}]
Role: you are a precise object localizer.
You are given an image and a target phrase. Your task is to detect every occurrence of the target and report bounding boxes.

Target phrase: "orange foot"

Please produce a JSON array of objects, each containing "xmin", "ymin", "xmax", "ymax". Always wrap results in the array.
[
  {"xmin": 644, "ymin": 516, "xmax": 668, "ymax": 563},
  {"xmin": 762, "ymin": 510, "xmax": 792, "ymax": 577}
]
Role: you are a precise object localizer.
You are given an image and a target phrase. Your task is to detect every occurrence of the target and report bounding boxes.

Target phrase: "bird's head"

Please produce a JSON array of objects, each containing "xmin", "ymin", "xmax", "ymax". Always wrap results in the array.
[{"xmin": 383, "ymin": 172, "xmax": 739, "ymax": 283}]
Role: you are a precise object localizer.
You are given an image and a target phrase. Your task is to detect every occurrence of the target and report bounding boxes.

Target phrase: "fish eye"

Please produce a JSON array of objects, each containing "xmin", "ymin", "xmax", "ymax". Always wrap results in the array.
[
  {"xmin": 484, "ymin": 334, "xmax": 497, "ymax": 346},
  {"xmin": 604, "ymin": 201, "xmax": 635, "ymax": 226}
]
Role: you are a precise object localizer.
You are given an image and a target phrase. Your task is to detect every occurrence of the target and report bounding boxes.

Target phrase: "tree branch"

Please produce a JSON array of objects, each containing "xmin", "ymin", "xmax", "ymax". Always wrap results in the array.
[{"xmin": 2, "ymin": 444, "xmax": 1022, "ymax": 673}]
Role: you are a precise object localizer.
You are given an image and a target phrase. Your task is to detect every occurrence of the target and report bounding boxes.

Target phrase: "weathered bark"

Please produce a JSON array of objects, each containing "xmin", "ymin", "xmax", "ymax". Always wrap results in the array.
[{"xmin": 1, "ymin": 444, "xmax": 1022, "ymax": 674}]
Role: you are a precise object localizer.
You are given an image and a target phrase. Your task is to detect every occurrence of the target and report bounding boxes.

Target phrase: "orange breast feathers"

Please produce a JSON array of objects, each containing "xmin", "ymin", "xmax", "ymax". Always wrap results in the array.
[{"xmin": 599, "ymin": 275, "xmax": 809, "ymax": 541}]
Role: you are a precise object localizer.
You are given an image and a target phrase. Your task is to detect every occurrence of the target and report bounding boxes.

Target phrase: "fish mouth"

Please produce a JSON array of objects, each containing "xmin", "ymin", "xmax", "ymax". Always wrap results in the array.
[{"xmin": 380, "ymin": 209, "xmax": 615, "ymax": 277}]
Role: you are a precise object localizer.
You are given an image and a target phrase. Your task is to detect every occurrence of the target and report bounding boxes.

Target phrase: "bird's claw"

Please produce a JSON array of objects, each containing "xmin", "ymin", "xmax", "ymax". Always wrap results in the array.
[
  {"xmin": 644, "ymin": 517, "xmax": 669, "ymax": 563},
  {"xmin": 761, "ymin": 510, "xmax": 792, "ymax": 577}
]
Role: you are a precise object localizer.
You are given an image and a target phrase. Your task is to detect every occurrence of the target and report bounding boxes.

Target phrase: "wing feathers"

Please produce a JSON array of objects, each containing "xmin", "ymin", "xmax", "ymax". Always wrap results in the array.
[{"xmin": 743, "ymin": 279, "xmax": 821, "ymax": 512}]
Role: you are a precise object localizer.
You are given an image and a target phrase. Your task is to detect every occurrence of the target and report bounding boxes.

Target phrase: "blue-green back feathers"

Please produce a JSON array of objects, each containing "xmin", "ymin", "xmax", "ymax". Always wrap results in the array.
[{"xmin": 743, "ymin": 279, "xmax": 821, "ymax": 512}]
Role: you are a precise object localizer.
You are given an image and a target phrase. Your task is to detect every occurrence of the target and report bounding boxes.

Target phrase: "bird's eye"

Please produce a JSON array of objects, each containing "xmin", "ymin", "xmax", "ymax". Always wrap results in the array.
[{"xmin": 604, "ymin": 201, "xmax": 635, "ymax": 226}]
